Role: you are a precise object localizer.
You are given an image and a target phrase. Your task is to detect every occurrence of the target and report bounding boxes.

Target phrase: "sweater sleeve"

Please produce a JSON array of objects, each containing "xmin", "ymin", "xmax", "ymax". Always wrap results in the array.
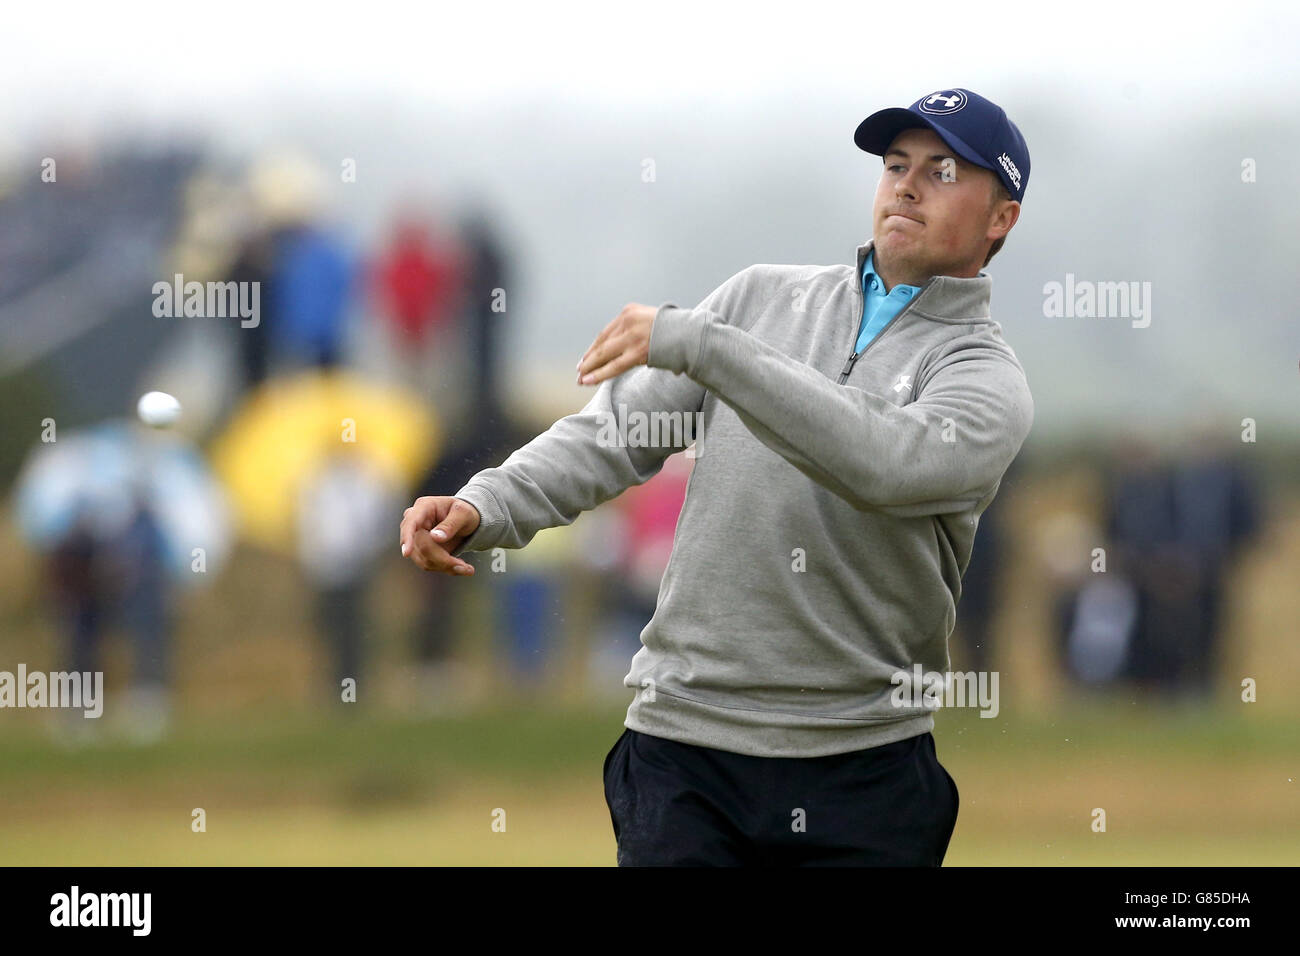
[
  {"xmin": 448, "ymin": 269, "xmax": 752, "ymax": 556},
  {"xmin": 645, "ymin": 302, "xmax": 1034, "ymax": 517}
]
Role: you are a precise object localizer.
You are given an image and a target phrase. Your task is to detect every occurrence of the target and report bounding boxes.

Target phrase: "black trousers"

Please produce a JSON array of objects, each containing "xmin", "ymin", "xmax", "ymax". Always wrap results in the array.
[{"xmin": 602, "ymin": 728, "xmax": 959, "ymax": 866}]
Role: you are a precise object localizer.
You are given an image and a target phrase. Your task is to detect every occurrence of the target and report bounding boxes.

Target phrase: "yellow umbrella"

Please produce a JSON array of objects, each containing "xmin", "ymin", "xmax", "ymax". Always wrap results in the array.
[{"xmin": 210, "ymin": 370, "xmax": 440, "ymax": 553}]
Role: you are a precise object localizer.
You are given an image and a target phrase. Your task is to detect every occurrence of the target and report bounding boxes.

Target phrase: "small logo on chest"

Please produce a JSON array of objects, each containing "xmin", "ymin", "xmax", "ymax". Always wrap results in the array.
[{"xmin": 892, "ymin": 374, "xmax": 913, "ymax": 394}]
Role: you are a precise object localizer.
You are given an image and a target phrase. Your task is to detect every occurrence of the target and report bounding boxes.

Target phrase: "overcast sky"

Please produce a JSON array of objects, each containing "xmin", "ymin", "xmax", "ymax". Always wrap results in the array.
[{"xmin": 3, "ymin": 0, "xmax": 1296, "ymax": 128}]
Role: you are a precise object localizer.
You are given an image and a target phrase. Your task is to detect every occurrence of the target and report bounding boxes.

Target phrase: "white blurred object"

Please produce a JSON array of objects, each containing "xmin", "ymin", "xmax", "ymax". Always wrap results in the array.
[
  {"xmin": 12, "ymin": 421, "xmax": 232, "ymax": 586},
  {"xmin": 296, "ymin": 452, "xmax": 401, "ymax": 588},
  {"xmin": 136, "ymin": 323, "xmax": 238, "ymax": 439},
  {"xmin": 248, "ymin": 151, "xmax": 327, "ymax": 226},
  {"xmin": 1066, "ymin": 576, "xmax": 1138, "ymax": 684},
  {"xmin": 116, "ymin": 684, "xmax": 172, "ymax": 746},
  {"xmin": 137, "ymin": 390, "xmax": 182, "ymax": 428}
]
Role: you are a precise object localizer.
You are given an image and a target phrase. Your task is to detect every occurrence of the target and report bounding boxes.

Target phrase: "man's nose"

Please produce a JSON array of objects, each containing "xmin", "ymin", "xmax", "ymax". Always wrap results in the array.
[{"xmin": 894, "ymin": 169, "xmax": 920, "ymax": 201}]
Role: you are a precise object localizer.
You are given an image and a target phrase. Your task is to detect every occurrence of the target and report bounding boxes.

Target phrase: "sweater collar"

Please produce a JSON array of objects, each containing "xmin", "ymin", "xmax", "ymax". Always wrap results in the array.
[{"xmin": 856, "ymin": 239, "xmax": 992, "ymax": 323}]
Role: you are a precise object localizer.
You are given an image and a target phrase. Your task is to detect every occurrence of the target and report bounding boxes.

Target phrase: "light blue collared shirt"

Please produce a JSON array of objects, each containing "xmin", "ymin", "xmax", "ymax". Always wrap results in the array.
[{"xmin": 855, "ymin": 251, "xmax": 923, "ymax": 355}]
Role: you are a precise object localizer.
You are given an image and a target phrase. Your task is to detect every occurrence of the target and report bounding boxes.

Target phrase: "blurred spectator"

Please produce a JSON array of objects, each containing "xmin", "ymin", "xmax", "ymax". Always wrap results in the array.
[
  {"xmin": 408, "ymin": 411, "xmax": 577, "ymax": 702},
  {"xmin": 456, "ymin": 205, "xmax": 508, "ymax": 414},
  {"xmin": 114, "ymin": 494, "xmax": 174, "ymax": 738},
  {"xmin": 1166, "ymin": 440, "xmax": 1262, "ymax": 696},
  {"xmin": 49, "ymin": 508, "xmax": 106, "ymax": 688},
  {"xmin": 48, "ymin": 508, "xmax": 109, "ymax": 746},
  {"xmin": 952, "ymin": 460, "xmax": 1019, "ymax": 672},
  {"xmin": 497, "ymin": 524, "xmax": 575, "ymax": 689},
  {"xmin": 271, "ymin": 224, "xmax": 353, "ymax": 369},
  {"xmin": 242, "ymin": 152, "xmax": 354, "ymax": 373},
  {"xmin": 1104, "ymin": 436, "xmax": 1177, "ymax": 690},
  {"xmin": 372, "ymin": 215, "xmax": 463, "ymax": 348},
  {"xmin": 226, "ymin": 227, "xmax": 279, "ymax": 391},
  {"xmin": 369, "ymin": 208, "xmax": 466, "ymax": 395},
  {"xmin": 47, "ymin": 493, "xmax": 175, "ymax": 743},
  {"xmin": 955, "ymin": 504, "xmax": 1000, "ymax": 673},
  {"xmin": 297, "ymin": 449, "xmax": 401, "ymax": 705},
  {"xmin": 1061, "ymin": 575, "xmax": 1140, "ymax": 686},
  {"xmin": 16, "ymin": 421, "xmax": 232, "ymax": 742},
  {"xmin": 587, "ymin": 451, "xmax": 692, "ymax": 687},
  {"xmin": 1036, "ymin": 507, "xmax": 1136, "ymax": 688},
  {"xmin": 1103, "ymin": 434, "xmax": 1263, "ymax": 698}
]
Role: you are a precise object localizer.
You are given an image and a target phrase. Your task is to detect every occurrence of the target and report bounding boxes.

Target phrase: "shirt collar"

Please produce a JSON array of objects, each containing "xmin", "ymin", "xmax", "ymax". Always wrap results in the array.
[{"xmin": 863, "ymin": 250, "xmax": 922, "ymax": 299}]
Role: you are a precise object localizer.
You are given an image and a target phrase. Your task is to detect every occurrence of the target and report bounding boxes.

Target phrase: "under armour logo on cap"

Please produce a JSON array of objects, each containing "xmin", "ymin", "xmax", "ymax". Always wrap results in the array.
[{"xmin": 919, "ymin": 90, "xmax": 967, "ymax": 115}]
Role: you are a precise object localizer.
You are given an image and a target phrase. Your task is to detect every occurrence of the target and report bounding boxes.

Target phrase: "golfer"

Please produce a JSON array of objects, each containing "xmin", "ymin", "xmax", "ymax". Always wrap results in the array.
[{"xmin": 400, "ymin": 87, "xmax": 1033, "ymax": 866}]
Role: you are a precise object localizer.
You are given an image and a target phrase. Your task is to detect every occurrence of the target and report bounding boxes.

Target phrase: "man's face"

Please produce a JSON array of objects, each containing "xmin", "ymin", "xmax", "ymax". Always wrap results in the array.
[{"xmin": 871, "ymin": 126, "xmax": 1016, "ymax": 283}]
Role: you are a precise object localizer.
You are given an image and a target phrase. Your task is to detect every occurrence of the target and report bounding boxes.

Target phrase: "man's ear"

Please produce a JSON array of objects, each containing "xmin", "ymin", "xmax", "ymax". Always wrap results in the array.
[{"xmin": 989, "ymin": 199, "xmax": 1020, "ymax": 242}]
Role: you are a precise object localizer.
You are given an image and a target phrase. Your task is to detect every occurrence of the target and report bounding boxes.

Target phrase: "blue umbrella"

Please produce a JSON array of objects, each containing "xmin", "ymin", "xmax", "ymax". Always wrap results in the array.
[{"xmin": 11, "ymin": 420, "xmax": 231, "ymax": 585}]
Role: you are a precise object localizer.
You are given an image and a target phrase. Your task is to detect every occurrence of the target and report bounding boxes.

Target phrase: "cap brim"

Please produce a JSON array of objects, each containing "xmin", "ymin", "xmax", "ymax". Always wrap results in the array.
[
  {"xmin": 854, "ymin": 108, "xmax": 995, "ymax": 175},
  {"xmin": 854, "ymin": 108, "xmax": 929, "ymax": 154}
]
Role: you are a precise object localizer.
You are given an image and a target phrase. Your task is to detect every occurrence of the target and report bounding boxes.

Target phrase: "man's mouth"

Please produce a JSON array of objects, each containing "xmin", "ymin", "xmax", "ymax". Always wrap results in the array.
[{"xmin": 887, "ymin": 212, "xmax": 924, "ymax": 224}]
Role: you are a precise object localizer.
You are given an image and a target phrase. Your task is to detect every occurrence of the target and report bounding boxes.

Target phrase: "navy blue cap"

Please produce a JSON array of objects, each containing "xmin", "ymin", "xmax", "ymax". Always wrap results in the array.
[{"xmin": 854, "ymin": 88, "xmax": 1030, "ymax": 202}]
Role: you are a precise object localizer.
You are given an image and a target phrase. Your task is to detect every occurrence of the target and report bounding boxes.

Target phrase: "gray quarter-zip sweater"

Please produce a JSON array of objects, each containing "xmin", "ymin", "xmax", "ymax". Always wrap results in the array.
[{"xmin": 450, "ymin": 238, "xmax": 1034, "ymax": 757}]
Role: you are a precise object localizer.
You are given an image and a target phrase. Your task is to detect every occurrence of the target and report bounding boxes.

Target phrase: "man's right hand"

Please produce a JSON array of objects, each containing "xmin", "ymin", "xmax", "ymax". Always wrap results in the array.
[{"xmin": 399, "ymin": 496, "xmax": 482, "ymax": 575}]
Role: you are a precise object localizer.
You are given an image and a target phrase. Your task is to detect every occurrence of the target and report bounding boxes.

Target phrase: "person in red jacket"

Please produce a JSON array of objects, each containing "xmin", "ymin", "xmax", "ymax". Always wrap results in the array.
[{"xmin": 370, "ymin": 210, "xmax": 467, "ymax": 391}]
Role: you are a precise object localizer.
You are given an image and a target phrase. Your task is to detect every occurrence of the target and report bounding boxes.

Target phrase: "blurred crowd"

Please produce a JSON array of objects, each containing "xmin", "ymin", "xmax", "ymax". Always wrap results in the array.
[
  {"xmin": 2, "ymin": 146, "xmax": 689, "ymax": 743},
  {"xmin": 957, "ymin": 434, "xmax": 1264, "ymax": 703},
  {"xmin": 0, "ymin": 146, "xmax": 1274, "ymax": 745}
]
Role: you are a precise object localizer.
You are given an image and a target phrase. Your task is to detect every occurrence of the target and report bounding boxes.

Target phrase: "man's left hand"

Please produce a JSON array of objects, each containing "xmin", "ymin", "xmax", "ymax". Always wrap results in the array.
[{"xmin": 576, "ymin": 303, "xmax": 657, "ymax": 386}]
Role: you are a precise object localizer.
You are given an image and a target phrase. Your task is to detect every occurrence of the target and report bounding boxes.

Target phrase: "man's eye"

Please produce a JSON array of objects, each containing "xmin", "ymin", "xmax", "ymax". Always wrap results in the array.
[{"xmin": 887, "ymin": 165, "xmax": 904, "ymax": 173}]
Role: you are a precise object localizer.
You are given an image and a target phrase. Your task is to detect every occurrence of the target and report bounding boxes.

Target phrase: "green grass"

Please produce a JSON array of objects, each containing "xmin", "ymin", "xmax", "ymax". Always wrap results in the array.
[{"xmin": 0, "ymin": 698, "xmax": 1295, "ymax": 865}]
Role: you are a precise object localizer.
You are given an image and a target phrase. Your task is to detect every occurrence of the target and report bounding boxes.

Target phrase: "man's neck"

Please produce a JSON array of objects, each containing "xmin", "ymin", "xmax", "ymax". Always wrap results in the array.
[{"xmin": 873, "ymin": 251, "xmax": 982, "ymax": 292}]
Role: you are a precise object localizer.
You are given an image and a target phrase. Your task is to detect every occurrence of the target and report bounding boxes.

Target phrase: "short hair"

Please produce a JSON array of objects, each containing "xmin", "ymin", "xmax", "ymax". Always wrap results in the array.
[{"xmin": 984, "ymin": 180, "xmax": 1013, "ymax": 267}]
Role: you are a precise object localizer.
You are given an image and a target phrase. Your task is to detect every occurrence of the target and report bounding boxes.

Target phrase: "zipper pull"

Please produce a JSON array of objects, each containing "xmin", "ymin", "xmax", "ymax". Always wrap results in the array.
[{"xmin": 838, "ymin": 350, "xmax": 859, "ymax": 384}]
